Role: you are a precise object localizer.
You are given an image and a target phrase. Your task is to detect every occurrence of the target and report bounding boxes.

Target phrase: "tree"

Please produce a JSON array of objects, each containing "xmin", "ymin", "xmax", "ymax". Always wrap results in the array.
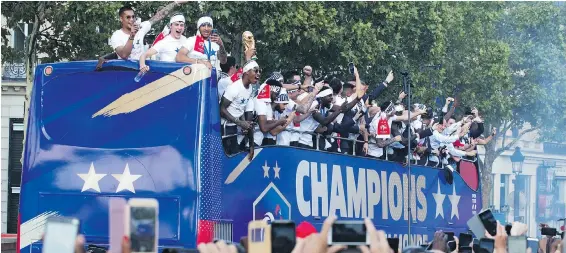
[{"xmin": 474, "ymin": 2, "xmax": 566, "ymax": 208}]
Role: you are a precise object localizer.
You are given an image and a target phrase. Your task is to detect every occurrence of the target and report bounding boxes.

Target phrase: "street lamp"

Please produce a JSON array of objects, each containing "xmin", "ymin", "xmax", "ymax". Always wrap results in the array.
[
  {"xmin": 509, "ymin": 147, "xmax": 525, "ymax": 222},
  {"xmin": 510, "ymin": 147, "xmax": 525, "ymax": 174}
]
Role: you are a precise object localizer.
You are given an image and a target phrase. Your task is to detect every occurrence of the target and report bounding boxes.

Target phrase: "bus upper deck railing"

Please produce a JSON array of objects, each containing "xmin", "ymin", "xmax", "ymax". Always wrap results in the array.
[{"xmin": 220, "ymin": 128, "xmax": 478, "ymax": 166}]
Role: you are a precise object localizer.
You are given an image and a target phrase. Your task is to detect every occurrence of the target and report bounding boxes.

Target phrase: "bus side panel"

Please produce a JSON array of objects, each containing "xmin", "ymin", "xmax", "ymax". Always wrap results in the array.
[
  {"xmin": 220, "ymin": 147, "xmax": 481, "ymax": 247},
  {"xmin": 19, "ymin": 61, "xmax": 207, "ymax": 252}
]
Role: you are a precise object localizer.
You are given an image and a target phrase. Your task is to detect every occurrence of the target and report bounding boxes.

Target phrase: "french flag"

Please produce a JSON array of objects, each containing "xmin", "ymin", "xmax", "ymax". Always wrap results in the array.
[{"xmin": 152, "ymin": 25, "xmax": 169, "ymax": 47}]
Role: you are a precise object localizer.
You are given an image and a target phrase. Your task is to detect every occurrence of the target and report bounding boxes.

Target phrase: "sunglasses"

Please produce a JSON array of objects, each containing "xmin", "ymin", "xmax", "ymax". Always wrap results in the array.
[{"xmin": 253, "ymin": 68, "xmax": 261, "ymax": 74}]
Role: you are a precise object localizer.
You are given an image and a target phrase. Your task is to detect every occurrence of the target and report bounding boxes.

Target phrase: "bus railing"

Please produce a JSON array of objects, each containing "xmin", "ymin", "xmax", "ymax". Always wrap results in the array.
[{"xmin": 220, "ymin": 128, "xmax": 478, "ymax": 167}]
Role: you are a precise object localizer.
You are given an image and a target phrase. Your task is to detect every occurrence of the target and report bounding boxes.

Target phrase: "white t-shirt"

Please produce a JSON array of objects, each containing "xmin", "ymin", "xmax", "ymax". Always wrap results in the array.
[
  {"xmin": 152, "ymin": 35, "xmax": 187, "ymax": 62},
  {"xmin": 252, "ymin": 99, "xmax": 273, "ymax": 145},
  {"xmin": 182, "ymin": 35, "xmax": 222, "ymax": 74},
  {"xmin": 276, "ymin": 100, "xmax": 297, "ymax": 146},
  {"xmin": 218, "ymin": 76, "xmax": 233, "ymax": 99},
  {"xmin": 109, "ymin": 21, "xmax": 152, "ymax": 60},
  {"xmin": 368, "ymin": 116, "xmax": 384, "ymax": 158},
  {"xmin": 298, "ymin": 101, "xmax": 322, "ymax": 147},
  {"xmin": 222, "ymin": 79, "xmax": 253, "ymax": 126}
]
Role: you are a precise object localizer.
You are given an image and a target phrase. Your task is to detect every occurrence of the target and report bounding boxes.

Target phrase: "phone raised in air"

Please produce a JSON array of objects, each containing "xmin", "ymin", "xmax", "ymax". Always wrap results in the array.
[
  {"xmin": 348, "ymin": 62, "xmax": 355, "ymax": 74},
  {"xmin": 459, "ymin": 233, "xmax": 473, "ymax": 248},
  {"xmin": 479, "ymin": 238, "xmax": 495, "ymax": 253},
  {"xmin": 327, "ymin": 220, "xmax": 369, "ymax": 246},
  {"xmin": 42, "ymin": 216, "xmax": 80, "ymax": 253},
  {"xmin": 478, "ymin": 209, "xmax": 497, "ymax": 237},
  {"xmin": 387, "ymin": 238, "xmax": 399, "ymax": 252},
  {"xmin": 127, "ymin": 198, "xmax": 159, "ymax": 253},
  {"xmin": 271, "ymin": 220, "xmax": 296, "ymax": 253}
]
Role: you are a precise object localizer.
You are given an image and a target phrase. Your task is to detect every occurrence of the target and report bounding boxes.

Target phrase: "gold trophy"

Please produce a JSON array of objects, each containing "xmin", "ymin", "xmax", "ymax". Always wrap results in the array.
[{"xmin": 242, "ymin": 31, "xmax": 257, "ymax": 61}]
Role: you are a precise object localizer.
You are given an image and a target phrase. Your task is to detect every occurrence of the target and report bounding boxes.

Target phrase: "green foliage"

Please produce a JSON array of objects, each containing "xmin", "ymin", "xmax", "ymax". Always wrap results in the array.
[{"xmin": 1, "ymin": 1, "xmax": 565, "ymax": 142}]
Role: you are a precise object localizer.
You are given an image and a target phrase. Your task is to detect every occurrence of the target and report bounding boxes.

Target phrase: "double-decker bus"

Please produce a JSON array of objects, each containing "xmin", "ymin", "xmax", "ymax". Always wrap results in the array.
[{"xmin": 16, "ymin": 60, "xmax": 482, "ymax": 252}]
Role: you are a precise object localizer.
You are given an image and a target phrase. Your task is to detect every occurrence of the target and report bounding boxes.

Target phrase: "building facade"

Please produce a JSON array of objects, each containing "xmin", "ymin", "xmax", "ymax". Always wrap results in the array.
[
  {"xmin": 1, "ymin": 15, "xmax": 28, "ymax": 234},
  {"xmin": 479, "ymin": 129, "xmax": 566, "ymax": 238}
]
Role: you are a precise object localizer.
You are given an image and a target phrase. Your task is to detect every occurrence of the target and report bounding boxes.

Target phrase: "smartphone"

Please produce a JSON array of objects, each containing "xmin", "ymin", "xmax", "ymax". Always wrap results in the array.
[
  {"xmin": 387, "ymin": 238, "xmax": 399, "ymax": 252},
  {"xmin": 444, "ymin": 232, "xmax": 455, "ymax": 242},
  {"xmin": 541, "ymin": 227, "xmax": 558, "ymax": 236},
  {"xmin": 212, "ymin": 29, "xmax": 218, "ymax": 35},
  {"xmin": 248, "ymin": 220, "xmax": 270, "ymax": 253},
  {"xmin": 327, "ymin": 220, "xmax": 369, "ymax": 246},
  {"xmin": 127, "ymin": 198, "xmax": 159, "ymax": 253},
  {"xmin": 508, "ymin": 236, "xmax": 527, "ymax": 253},
  {"xmin": 478, "ymin": 209, "xmax": 497, "ymax": 237},
  {"xmin": 459, "ymin": 233, "xmax": 473, "ymax": 248},
  {"xmin": 109, "ymin": 198, "xmax": 127, "ymax": 253},
  {"xmin": 271, "ymin": 221, "xmax": 296, "ymax": 253},
  {"xmin": 42, "ymin": 216, "xmax": 80, "ymax": 253},
  {"xmin": 448, "ymin": 241, "xmax": 457, "ymax": 252},
  {"xmin": 348, "ymin": 62, "xmax": 355, "ymax": 74},
  {"xmin": 460, "ymin": 246, "xmax": 473, "ymax": 253},
  {"xmin": 479, "ymin": 238, "xmax": 495, "ymax": 253}
]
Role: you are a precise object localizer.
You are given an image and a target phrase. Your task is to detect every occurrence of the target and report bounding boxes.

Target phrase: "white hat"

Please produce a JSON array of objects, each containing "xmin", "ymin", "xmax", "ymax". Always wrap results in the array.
[{"xmin": 169, "ymin": 14, "xmax": 185, "ymax": 24}]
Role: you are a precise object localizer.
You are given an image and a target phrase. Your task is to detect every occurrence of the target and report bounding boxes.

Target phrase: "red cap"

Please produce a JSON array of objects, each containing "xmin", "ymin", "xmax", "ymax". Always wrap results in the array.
[
  {"xmin": 453, "ymin": 140, "xmax": 465, "ymax": 148},
  {"xmin": 296, "ymin": 221, "xmax": 317, "ymax": 238}
]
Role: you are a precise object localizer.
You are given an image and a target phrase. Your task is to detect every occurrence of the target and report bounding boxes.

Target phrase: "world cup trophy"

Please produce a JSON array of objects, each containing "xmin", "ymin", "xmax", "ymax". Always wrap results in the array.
[{"xmin": 242, "ymin": 31, "xmax": 257, "ymax": 61}]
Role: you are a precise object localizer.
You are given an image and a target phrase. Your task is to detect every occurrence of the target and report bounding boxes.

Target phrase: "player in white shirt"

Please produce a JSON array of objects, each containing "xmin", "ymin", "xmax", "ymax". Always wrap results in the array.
[
  {"xmin": 219, "ymin": 61, "xmax": 259, "ymax": 155},
  {"xmin": 138, "ymin": 14, "xmax": 187, "ymax": 73},
  {"xmin": 175, "ymin": 16, "xmax": 228, "ymax": 76},
  {"xmin": 218, "ymin": 56, "xmax": 238, "ymax": 99},
  {"xmin": 245, "ymin": 79, "xmax": 288, "ymax": 146},
  {"xmin": 108, "ymin": 3, "xmax": 181, "ymax": 61}
]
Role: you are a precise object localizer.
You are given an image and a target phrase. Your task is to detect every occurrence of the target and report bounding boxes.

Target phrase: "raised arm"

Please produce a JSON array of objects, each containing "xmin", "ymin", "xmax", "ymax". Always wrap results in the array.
[{"xmin": 148, "ymin": 2, "xmax": 181, "ymax": 25}]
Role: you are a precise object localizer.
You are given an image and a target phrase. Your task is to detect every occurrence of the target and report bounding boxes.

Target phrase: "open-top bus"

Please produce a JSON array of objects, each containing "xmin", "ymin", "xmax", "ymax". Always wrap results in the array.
[{"xmin": 17, "ymin": 60, "xmax": 482, "ymax": 252}]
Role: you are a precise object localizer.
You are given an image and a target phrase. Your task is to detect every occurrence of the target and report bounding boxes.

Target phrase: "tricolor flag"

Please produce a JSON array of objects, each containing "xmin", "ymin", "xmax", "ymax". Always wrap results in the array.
[
  {"xmin": 230, "ymin": 68, "xmax": 243, "ymax": 82},
  {"xmin": 152, "ymin": 25, "xmax": 170, "ymax": 47},
  {"xmin": 194, "ymin": 35, "xmax": 206, "ymax": 54}
]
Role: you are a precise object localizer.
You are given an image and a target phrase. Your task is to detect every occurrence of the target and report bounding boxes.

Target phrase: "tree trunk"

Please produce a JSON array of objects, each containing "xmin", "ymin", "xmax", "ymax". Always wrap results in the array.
[{"xmin": 481, "ymin": 138, "xmax": 498, "ymax": 209}]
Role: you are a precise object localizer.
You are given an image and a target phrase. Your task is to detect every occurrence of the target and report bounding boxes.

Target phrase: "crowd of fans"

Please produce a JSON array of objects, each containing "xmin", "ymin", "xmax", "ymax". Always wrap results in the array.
[
  {"xmin": 96, "ymin": 3, "xmax": 500, "ymax": 172},
  {"xmin": 67, "ymin": 217, "xmax": 563, "ymax": 253}
]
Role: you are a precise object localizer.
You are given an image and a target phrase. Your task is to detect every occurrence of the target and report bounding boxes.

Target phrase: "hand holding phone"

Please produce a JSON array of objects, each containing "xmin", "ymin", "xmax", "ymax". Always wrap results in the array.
[
  {"xmin": 271, "ymin": 221, "xmax": 296, "ymax": 253},
  {"xmin": 327, "ymin": 220, "xmax": 369, "ymax": 246},
  {"xmin": 348, "ymin": 62, "xmax": 355, "ymax": 75},
  {"xmin": 128, "ymin": 198, "xmax": 159, "ymax": 253}
]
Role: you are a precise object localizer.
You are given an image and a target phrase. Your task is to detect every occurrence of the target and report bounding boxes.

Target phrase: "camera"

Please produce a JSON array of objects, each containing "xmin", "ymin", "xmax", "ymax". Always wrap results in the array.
[{"xmin": 541, "ymin": 226, "xmax": 564, "ymax": 239}]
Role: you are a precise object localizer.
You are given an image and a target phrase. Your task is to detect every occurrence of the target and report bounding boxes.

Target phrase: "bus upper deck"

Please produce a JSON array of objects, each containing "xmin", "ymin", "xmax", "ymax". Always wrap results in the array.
[{"xmin": 18, "ymin": 60, "xmax": 481, "ymax": 252}]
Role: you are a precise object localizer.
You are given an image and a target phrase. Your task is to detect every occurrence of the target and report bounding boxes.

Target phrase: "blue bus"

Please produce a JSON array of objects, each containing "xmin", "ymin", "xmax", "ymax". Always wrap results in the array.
[{"xmin": 16, "ymin": 60, "xmax": 482, "ymax": 252}]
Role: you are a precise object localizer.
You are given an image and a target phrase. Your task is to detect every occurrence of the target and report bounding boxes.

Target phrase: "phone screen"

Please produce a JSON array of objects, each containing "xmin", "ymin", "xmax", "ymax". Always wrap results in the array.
[
  {"xmin": 330, "ymin": 221, "xmax": 367, "ymax": 245},
  {"xmin": 508, "ymin": 236, "xmax": 527, "ymax": 253},
  {"xmin": 271, "ymin": 221, "xmax": 296, "ymax": 253},
  {"xmin": 43, "ymin": 217, "xmax": 79, "ymax": 253},
  {"xmin": 387, "ymin": 238, "xmax": 399, "ymax": 252},
  {"xmin": 444, "ymin": 232, "xmax": 455, "ymax": 242},
  {"xmin": 478, "ymin": 210, "xmax": 497, "ymax": 236},
  {"xmin": 459, "ymin": 233, "xmax": 473, "ymax": 248},
  {"xmin": 348, "ymin": 63, "xmax": 355, "ymax": 74},
  {"xmin": 479, "ymin": 238, "xmax": 495, "ymax": 253},
  {"xmin": 460, "ymin": 246, "xmax": 473, "ymax": 253},
  {"xmin": 130, "ymin": 206, "xmax": 157, "ymax": 252}
]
